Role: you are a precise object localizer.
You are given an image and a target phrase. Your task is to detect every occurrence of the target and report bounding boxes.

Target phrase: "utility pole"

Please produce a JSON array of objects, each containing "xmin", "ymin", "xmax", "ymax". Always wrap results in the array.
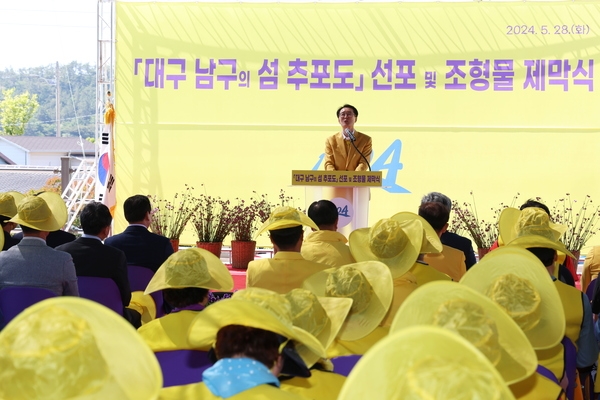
[{"xmin": 56, "ymin": 61, "xmax": 60, "ymax": 137}]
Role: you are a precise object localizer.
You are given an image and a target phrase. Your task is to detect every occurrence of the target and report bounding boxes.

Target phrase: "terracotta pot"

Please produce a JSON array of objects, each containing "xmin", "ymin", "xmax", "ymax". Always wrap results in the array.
[
  {"xmin": 196, "ymin": 241, "xmax": 223, "ymax": 258},
  {"xmin": 477, "ymin": 247, "xmax": 490, "ymax": 261},
  {"xmin": 231, "ymin": 240, "xmax": 256, "ymax": 269},
  {"xmin": 169, "ymin": 239, "xmax": 180, "ymax": 252}
]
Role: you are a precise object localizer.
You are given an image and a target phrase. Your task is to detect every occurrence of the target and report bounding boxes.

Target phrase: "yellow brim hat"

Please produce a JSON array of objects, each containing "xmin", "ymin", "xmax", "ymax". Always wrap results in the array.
[
  {"xmin": 349, "ymin": 219, "xmax": 422, "ymax": 278},
  {"xmin": 0, "ymin": 297, "xmax": 162, "ymax": 399},
  {"xmin": 284, "ymin": 288, "xmax": 353, "ymax": 368},
  {"xmin": 391, "ymin": 281, "xmax": 536, "ymax": 385},
  {"xmin": 499, "ymin": 207, "xmax": 566, "ymax": 246},
  {"xmin": 391, "ymin": 211, "xmax": 443, "ymax": 254},
  {"xmin": 337, "ymin": 326, "xmax": 516, "ymax": 400},
  {"xmin": 506, "ymin": 235, "xmax": 574, "ymax": 260},
  {"xmin": 460, "ymin": 246, "xmax": 565, "ymax": 350},
  {"xmin": 9, "ymin": 192, "xmax": 66, "ymax": 231},
  {"xmin": 0, "ymin": 191, "xmax": 24, "ymax": 220},
  {"xmin": 255, "ymin": 206, "xmax": 318, "ymax": 238},
  {"xmin": 188, "ymin": 299, "xmax": 326, "ymax": 359},
  {"xmin": 145, "ymin": 248, "xmax": 233, "ymax": 294},
  {"xmin": 302, "ymin": 261, "xmax": 393, "ymax": 341}
]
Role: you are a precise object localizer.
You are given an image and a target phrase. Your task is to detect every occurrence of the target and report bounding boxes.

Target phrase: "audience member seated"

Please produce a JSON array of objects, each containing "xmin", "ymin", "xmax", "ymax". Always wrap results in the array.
[
  {"xmin": 246, "ymin": 206, "xmax": 329, "ymax": 293},
  {"xmin": 349, "ymin": 218, "xmax": 422, "ymax": 326},
  {"xmin": 279, "ymin": 288, "xmax": 352, "ymax": 400},
  {"xmin": 139, "ymin": 247, "xmax": 234, "ymax": 351},
  {"xmin": 419, "ymin": 201, "xmax": 467, "ymax": 281},
  {"xmin": 57, "ymin": 201, "xmax": 141, "ymax": 327},
  {"xmin": 105, "ymin": 194, "xmax": 173, "ymax": 272},
  {"xmin": 301, "ymin": 199, "xmax": 355, "ymax": 268},
  {"xmin": 0, "ymin": 191, "xmax": 23, "ymax": 251},
  {"xmin": 392, "ymin": 281, "xmax": 564, "ymax": 399},
  {"xmin": 0, "ymin": 297, "xmax": 162, "ymax": 399},
  {"xmin": 461, "ymin": 247, "xmax": 568, "ymax": 385},
  {"xmin": 421, "ymin": 191, "xmax": 477, "ymax": 269},
  {"xmin": 496, "ymin": 199, "xmax": 576, "ymax": 286},
  {"xmin": 303, "ymin": 261, "xmax": 393, "ymax": 357},
  {"xmin": 159, "ymin": 298, "xmax": 324, "ymax": 399},
  {"xmin": 11, "ymin": 191, "xmax": 77, "ymax": 249},
  {"xmin": 0, "ymin": 192, "xmax": 78, "ymax": 296},
  {"xmin": 336, "ymin": 326, "xmax": 516, "ymax": 400},
  {"xmin": 503, "ymin": 208, "xmax": 598, "ymax": 391},
  {"xmin": 392, "ymin": 211, "xmax": 452, "ymax": 284}
]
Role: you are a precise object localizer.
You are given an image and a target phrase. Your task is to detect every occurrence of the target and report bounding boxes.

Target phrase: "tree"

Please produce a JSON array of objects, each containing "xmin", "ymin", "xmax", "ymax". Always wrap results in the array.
[{"xmin": 0, "ymin": 88, "xmax": 39, "ymax": 135}]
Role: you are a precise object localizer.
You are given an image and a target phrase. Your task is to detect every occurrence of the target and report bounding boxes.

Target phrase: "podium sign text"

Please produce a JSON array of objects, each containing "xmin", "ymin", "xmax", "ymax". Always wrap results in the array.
[{"xmin": 291, "ymin": 170, "xmax": 382, "ymax": 187}]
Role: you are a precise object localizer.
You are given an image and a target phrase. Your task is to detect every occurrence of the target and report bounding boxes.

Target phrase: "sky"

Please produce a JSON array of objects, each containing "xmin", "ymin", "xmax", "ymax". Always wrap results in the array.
[{"xmin": 0, "ymin": 0, "xmax": 97, "ymax": 70}]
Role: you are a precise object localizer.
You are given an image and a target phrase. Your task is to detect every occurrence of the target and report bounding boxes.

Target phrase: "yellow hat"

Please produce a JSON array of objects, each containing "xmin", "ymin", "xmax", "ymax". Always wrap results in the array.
[
  {"xmin": 9, "ymin": 192, "xmax": 67, "ymax": 231},
  {"xmin": 255, "ymin": 206, "xmax": 318, "ymax": 238},
  {"xmin": 145, "ymin": 248, "xmax": 233, "ymax": 294},
  {"xmin": 187, "ymin": 298, "xmax": 325, "ymax": 359},
  {"xmin": 391, "ymin": 211, "xmax": 443, "ymax": 254},
  {"xmin": 0, "ymin": 192, "xmax": 24, "ymax": 220},
  {"xmin": 391, "ymin": 282, "xmax": 537, "ymax": 385},
  {"xmin": 460, "ymin": 246, "xmax": 565, "ymax": 350},
  {"xmin": 337, "ymin": 326, "xmax": 516, "ymax": 400},
  {"xmin": 503, "ymin": 207, "xmax": 574, "ymax": 259},
  {"xmin": 284, "ymin": 288, "xmax": 353, "ymax": 368},
  {"xmin": 0, "ymin": 297, "xmax": 162, "ymax": 399},
  {"xmin": 303, "ymin": 261, "xmax": 393, "ymax": 341},
  {"xmin": 349, "ymin": 218, "xmax": 422, "ymax": 278}
]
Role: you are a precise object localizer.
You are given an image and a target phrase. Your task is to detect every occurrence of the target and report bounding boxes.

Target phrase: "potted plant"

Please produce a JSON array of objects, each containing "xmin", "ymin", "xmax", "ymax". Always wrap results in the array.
[
  {"xmin": 148, "ymin": 185, "xmax": 198, "ymax": 251},
  {"xmin": 550, "ymin": 194, "xmax": 600, "ymax": 260},
  {"xmin": 191, "ymin": 193, "xmax": 234, "ymax": 258},
  {"xmin": 229, "ymin": 193, "xmax": 273, "ymax": 269},
  {"xmin": 450, "ymin": 192, "xmax": 516, "ymax": 260}
]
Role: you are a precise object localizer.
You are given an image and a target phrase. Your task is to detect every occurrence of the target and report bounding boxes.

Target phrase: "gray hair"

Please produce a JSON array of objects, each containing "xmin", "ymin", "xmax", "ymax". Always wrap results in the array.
[{"xmin": 421, "ymin": 192, "xmax": 452, "ymax": 210}]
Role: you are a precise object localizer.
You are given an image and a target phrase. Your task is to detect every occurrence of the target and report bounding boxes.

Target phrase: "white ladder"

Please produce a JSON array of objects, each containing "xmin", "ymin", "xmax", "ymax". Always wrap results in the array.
[{"xmin": 62, "ymin": 158, "xmax": 97, "ymax": 231}]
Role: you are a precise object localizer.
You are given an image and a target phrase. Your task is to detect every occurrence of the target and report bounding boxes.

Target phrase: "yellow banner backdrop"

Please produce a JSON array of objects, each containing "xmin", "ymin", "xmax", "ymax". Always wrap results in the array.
[{"xmin": 115, "ymin": 1, "xmax": 600, "ymax": 250}]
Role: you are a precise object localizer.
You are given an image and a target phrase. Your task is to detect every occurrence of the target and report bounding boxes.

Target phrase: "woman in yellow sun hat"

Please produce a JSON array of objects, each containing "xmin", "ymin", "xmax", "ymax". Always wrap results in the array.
[
  {"xmin": 138, "ymin": 247, "xmax": 233, "ymax": 351},
  {"xmin": 159, "ymin": 297, "xmax": 324, "ymax": 399}
]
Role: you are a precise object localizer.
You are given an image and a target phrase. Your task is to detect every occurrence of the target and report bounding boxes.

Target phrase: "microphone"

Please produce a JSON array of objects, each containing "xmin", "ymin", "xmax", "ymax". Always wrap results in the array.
[
  {"xmin": 344, "ymin": 128, "xmax": 356, "ymax": 142},
  {"xmin": 344, "ymin": 128, "xmax": 371, "ymax": 171}
]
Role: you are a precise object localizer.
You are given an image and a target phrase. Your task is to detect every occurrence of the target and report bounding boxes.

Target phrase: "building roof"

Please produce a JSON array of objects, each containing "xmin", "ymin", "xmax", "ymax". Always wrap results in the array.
[
  {"xmin": 0, "ymin": 169, "xmax": 58, "ymax": 194},
  {"xmin": 0, "ymin": 136, "xmax": 95, "ymax": 154}
]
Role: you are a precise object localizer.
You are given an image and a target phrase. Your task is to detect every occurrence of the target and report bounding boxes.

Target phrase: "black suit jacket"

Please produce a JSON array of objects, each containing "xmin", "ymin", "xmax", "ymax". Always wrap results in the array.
[
  {"xmin": 441, "ymin": 231, "xmax": 477, "ymax": 269},
  {"xmin": 104, "ymin": 225, "xmax": 174, "ymax": 273},
  {"xmin": 57, "ymin": 237, "xmax": 131, "ymax": 306}
]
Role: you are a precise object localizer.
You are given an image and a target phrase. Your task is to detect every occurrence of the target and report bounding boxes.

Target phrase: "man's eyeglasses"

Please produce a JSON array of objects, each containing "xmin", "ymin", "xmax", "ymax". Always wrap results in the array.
[{"xmin": 339, "ymin": 112, "xmax": 355, "ymax": 117}]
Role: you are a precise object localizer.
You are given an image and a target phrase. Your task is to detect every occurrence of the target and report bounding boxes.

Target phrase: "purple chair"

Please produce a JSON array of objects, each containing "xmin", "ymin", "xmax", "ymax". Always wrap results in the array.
[
  {"xmin": 154, "ymin": 350, "xmax": 212, "ymax": 387},
  {"xmin": 0, "ymin": 286, "xmax": 56, "ymax": 327},
  {"xmin": 128, "ymin": 265, "xmax": 164, "ymax": 318},
  {"xmin": 77, "ymin": 276, "xmax": 124, "ymax": 315},
  {"xmin": 331, "ymin": 354, "xmax": 362, "ymax": 377}
]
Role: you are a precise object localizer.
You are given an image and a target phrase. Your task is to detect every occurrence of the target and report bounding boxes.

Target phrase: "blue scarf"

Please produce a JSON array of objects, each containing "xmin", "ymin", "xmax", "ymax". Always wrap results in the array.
[{"xmin": 203, "ymin": 358, "xmax": 280, "ymax": 398}]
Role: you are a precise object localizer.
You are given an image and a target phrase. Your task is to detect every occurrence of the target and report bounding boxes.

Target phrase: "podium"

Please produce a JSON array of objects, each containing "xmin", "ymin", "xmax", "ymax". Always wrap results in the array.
[{"xmin": 291, "ymin": 170, "xmax": 382, "ymax": 236}]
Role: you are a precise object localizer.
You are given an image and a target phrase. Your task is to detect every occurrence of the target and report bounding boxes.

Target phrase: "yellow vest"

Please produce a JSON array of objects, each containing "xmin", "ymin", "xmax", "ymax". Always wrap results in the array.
[
  {"xmin": 409, "ymin": 262, "xmax": 452, "ymax": 286},
  {"xmin": 138, "ymin": 310, "xmax": 199, "ymax": 351},
  {"xmin": 554, "ymin": 280, "xmax": 583, "ymax": 348},
  {"xmin": 379, "ymin": 272, "xmax": 417, "ymax": 328},
  {"xmin": 536, "ymin": 344, "xmax": 565, "ymax": 382}
]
